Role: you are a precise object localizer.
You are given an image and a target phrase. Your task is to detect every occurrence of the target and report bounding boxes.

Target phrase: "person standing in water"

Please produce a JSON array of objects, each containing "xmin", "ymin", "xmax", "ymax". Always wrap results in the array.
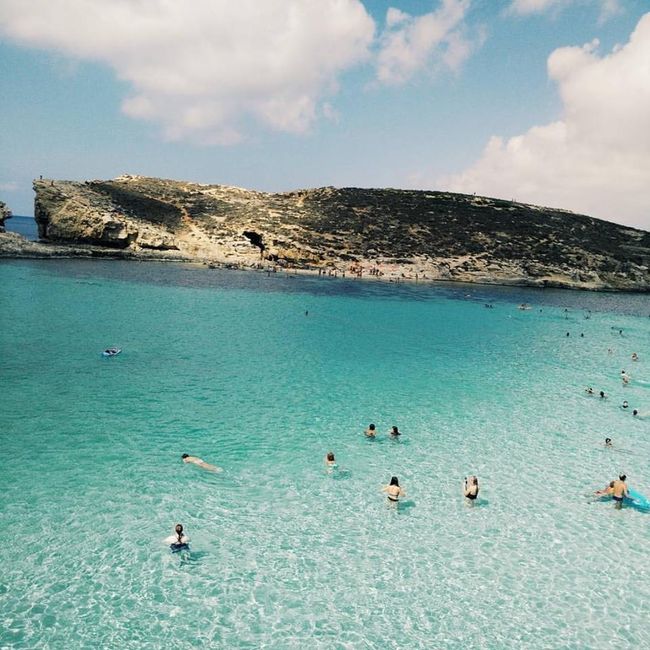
[
  {"xmin": 324, "ymin": 451, "xmax": 337, "ymax": 471},
  {"xmin": 464, "ymin": 476, "xmax": 479, "ymax": 503},
  {"xmin": 164, "ymin": 524, "xmax": 190, "ymax": 551},
  {"xmin": 611, "ymin": 475, "xmax": 629, "ymax": 509},
  {"xmin": 390, "ymin": 426, "xmax": 401, "ymax": 437},
  {"xmin": 365, "ymin": 424, "xmax": 377, "ymax": 438},
  {"xmin": 382, "ymin": 476, "xmax": 405, "ymax": 504}
]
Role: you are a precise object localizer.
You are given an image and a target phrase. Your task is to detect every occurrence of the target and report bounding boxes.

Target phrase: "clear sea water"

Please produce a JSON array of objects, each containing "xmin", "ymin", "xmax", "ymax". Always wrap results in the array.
[
  {"xmin": 3, "ymin": 216, "xmax": 38, "ymax": 241},
  {"xmin": 1, "ymin": 259, "xmax": 649, "ymax": 649}
]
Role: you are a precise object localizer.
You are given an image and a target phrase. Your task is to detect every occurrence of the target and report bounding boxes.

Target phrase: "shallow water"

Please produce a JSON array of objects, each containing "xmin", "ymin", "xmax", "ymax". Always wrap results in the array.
[{"xmin": 1, "ymin": 260, "xmax": 649, "ymax": 649}]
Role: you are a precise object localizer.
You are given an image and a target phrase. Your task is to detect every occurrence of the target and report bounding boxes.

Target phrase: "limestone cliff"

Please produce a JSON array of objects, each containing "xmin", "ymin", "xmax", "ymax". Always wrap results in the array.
[{"xmin": 10, "ymin": 175, "xmax": 650, "ymax": 291}]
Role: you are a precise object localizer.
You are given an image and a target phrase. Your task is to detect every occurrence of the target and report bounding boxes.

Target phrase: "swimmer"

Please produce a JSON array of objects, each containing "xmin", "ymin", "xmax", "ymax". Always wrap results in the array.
[
  {"xmin": 464, "ymin": 476, "xmax": 479, "ymax": 502},
  {"xmin": 633, "ymin": 409, "xmax": 638, "ymax": 417},
  {"xmin": 621, "ymin": 400, "xmax": 629, "ymax": 409},
  {"xmin": 604, "ymin": 438, "xmax": 612, "ymax": 447},
  {"xmin": 594, "ymin": 481, "xmax": 615, "ymax": 496},
  {"xmin": 382, "ymin": 476, "xmax": 405, "ymax": 504},
  {"xmin": 181, "ymin": 454, "xmax": 222, "ymax": 472},
  {"xmin": 599, "ymin": 391, "xmax": 606, "ymax": 399},
  {"xmin": 390, "ymin": 425, "xmax": 401, "ymax": 437},
  {"xmin": 324, "ymin": 451, "xmax": 337, "ymax": 469},
  {"xmin": 585, "ymin": 387, "xmax": 594, "ymax": 395},
  {"xmin": 365, "ymin": 423, "xmax": 377, "ymax": 438},
  {"xmin": 164, "ymin": 524, "xmax": 190, "ymax": 550},
  {"xmin": 611, "ymin": 474, "xmax": 628, "ymax": 509},
  {"xmin": 621, "ymin": 370, "xmax": 630, "ymax": 385},
  {"xmin": 632, "ymin": 352, "xmax": 639, "ymax": 361}
]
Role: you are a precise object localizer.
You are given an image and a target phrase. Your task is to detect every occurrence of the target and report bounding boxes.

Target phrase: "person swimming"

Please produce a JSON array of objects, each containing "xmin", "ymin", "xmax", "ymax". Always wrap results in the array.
[
  {"xmin": 594, "ymin": 481, "xmax": 615, "ymax": 496},
  {"xmin": 632, "ymin": 352, "xmax": 639, "ymax": 361},
  {"xmin": 605, "ymin": 438, "xmax": 612, "ymax": 447},
  {"xmin": 382, "ymin": 476, "xmax": 405, "ymax": 504},
  {"xmin": 464, "ymin": 476, "xmax": 479, "ymax": 502},
  {"xmin": 164, "ymin": 524, "xmax": 190, "ymax": 551},
  {"xmin": 365, "ymin": 424, "xmax": 377, "ymax": 438},
  {"xmin": 181, "ymin": 454, "xmax": 222, "ymax": 472},
  {"xmin": 599, "ymin": 391, "xmax": 606, "ymax": 399},
  {"xmin": 621, "ymin": 400, "xmax": 629, "ymax": 409},
  {"xmin": 390, "ymin": 425, "xmax": 401, "ymax": 437},
  {"xmin": 585, "ymin": 387, "xmax": 594, "ymax": 395},
  {"xmin": 325, "ymin": 451, "xmax": 337, "ymax": 470},
  {"xmin": 621, "ymin": 370, "xmax": 630, "ymax": 385}
]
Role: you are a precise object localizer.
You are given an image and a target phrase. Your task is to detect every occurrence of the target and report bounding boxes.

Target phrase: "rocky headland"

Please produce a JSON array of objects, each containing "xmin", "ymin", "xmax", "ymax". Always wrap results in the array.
[{"xmin": 1, "ymin": 175, "xmax": 649, "ymax": 291}]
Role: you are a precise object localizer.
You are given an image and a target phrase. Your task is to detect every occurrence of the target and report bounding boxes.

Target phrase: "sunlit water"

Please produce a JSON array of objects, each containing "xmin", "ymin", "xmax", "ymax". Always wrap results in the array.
[{"xmin": 1, "ymin": 260, "xmax": 649, "ymax": 649}]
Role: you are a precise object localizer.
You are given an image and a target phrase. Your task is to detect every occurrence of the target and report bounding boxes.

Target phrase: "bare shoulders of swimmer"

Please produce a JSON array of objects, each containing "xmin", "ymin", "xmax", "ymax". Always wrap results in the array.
[{"xmin": 365, "ymin": 424, "xmax": 376, "ymax": 436}]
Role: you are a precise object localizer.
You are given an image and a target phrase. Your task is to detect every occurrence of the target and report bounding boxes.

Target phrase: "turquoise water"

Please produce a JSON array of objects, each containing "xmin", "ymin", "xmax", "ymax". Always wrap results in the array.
[{"xmin": 1, "ymin": 260, "xmax": 649, "ymax": 649}]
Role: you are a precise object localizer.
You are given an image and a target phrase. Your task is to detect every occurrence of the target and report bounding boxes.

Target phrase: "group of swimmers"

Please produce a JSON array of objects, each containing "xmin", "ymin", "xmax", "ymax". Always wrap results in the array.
[
  {"xmin": 364, "ymin": 424, "xmax": 401, "ymax": 438},
  {"xmin": 327, "ymin": 425, "xmax": 480, "ymax": 506}
]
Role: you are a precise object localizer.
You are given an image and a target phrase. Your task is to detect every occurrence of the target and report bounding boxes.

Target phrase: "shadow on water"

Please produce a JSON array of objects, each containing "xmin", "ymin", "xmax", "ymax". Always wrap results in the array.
[{"xmin": 397, "ymin": 499, "xmax": 416, "ymax": 513}]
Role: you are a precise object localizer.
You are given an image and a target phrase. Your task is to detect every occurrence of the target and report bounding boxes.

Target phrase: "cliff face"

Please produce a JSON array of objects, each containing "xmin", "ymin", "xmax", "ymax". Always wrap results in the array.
[{"xmin": 20, "ymin": 175, "xmax": 650, "ymax": 290}]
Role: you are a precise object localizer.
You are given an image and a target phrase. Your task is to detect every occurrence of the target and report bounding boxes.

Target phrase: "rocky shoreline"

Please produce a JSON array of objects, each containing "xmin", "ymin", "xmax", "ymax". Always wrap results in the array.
[{"xmin": 1, "ymin": 176, "xmax": 649, "ymax": 292}]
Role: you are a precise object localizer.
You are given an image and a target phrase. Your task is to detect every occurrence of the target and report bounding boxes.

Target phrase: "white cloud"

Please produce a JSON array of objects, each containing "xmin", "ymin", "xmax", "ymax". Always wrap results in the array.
[
  {"xmin": 376, "ymin": 0, "xmax": 476, "ymax": 84},
  {"xmin": 0, "ymin": 0, "xmax": 374, "ymax": 144},
  {"xmin": 440, "ymin": 13, "xmax": 650, "ymax": 230},
  {"xmin": 509, "ymin": 0, "xmax": 622, "ymax": 21}
]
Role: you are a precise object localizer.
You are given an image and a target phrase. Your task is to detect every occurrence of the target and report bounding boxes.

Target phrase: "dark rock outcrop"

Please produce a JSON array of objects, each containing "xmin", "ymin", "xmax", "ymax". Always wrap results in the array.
[
  {"xmin": 8, "ymin": 175, "xmax": 650, "ymax": 291},
  {"xmin": 0, "ymin": 199, "xmax": 11, "ymax": 232}
]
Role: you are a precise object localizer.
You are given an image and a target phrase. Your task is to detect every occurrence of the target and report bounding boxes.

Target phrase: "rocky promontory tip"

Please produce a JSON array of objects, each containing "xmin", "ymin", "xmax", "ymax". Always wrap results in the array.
[
  {"xmin": 2, "ymin": 175, "xmax": 649, "ymax": 291},
  {"xmin": 0, "ymin": 199, "xmax": 11, "ymax": 232}
]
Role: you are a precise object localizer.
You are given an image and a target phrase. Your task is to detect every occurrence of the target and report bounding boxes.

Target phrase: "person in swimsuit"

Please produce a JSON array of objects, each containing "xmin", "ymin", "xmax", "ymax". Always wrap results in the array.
[
  {"xmin": 182, "ymin": 454, "xmax": 222, "ymax": 472},
  {"xmin": 621, "ymin": 400, "xmax": 629, "ymax": 410},
  {"xmin": 632, "ymin": 352, "xmax": 639, "ymax": 361},
  {"xmin": 611, "ymin": 474, "xmax": 628, "ymax": 509},
  {"xmin": 595, "ymin": 481, "xmax": 615, "ymax": 496},
  {"xmin": 324, "ymin": 451, "xmax": 337, "ymax": 471},
  {"xmin": 604, "ymin": 438, "xmax": 612, "ymax": 447},
  {"xmin": 390, "ymin": 426, "xmax": 401, "ymax": 437},
  {"xmin": 621, "ymin": 370, "xmax": 630, "ymax": 385},
  {"xmin": 365, "ymin": 424, "xmax": 377, "ymax": 438},
  {"xmin": 464, "ymin": 476, "xmax": 479, "ymax": 502},
  {"xmin": 164, "ymin": 524, "xmax": 190, "ymax": 551},
  {"xmin": 382, "ymin": 476, "xmax": 405, "ymax": 504}
]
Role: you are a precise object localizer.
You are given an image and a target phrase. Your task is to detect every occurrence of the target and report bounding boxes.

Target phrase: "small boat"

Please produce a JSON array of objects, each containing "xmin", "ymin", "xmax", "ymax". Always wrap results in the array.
[{"xmin": 102, "ymin": 347, "xmax": 122, "ymax": 357}]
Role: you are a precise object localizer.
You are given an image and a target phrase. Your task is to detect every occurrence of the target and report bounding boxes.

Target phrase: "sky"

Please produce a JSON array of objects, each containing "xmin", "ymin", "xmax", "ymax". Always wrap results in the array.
[{"xmin": 0, "ymin": 0, "xmax": 649, "ymax": 230}]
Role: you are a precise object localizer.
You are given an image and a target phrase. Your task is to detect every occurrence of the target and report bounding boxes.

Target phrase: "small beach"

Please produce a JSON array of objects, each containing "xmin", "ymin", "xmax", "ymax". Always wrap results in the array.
[{"xmin": 1, "ymin": 259, "xmax": 649, "ymax": 648}]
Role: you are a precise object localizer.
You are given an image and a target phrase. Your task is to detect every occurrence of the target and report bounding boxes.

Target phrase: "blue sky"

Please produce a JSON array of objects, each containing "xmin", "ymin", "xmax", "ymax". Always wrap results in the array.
[{"xmin": 1, "ymin": 1, "xmax": 649, "ymax": 229}]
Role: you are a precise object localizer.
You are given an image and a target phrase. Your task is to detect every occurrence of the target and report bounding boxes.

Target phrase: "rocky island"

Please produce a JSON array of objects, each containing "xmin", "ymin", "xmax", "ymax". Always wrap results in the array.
[{"xmin": 1, "ymin": 175, "xmax": 649, "ymax": 291}]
